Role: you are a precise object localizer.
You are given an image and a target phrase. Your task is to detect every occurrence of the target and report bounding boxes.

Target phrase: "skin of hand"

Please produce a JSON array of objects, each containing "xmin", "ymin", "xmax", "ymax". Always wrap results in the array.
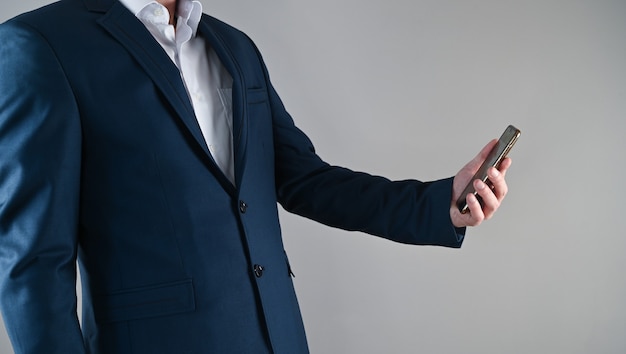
[{"xmin": 450, "ymin": 139, "xmax": 512, "ymax": 228}]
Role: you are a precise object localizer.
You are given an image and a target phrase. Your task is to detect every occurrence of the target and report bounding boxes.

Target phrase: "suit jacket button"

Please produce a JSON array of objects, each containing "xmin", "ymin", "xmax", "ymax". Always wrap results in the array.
[
  {"xmin": 253, "ymin": 264, "xmax": 264, "ymax": 278},
  {"xmin": 239, "ymin": 200, "xmax": 248, "ymax": 213}
]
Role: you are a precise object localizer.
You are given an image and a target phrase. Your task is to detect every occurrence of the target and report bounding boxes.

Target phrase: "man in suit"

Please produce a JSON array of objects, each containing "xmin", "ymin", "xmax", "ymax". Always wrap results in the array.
[{"xmin": 0, "ymin": 0, "xmax": 511, "ymax": 353}]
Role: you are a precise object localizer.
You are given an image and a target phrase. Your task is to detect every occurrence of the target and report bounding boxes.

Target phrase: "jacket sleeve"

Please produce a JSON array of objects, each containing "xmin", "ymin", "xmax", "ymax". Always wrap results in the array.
[
  {"xmin": 252, "ymin": 47, "xmax": 465, "ymax": 248},
  {"xmin": 0, "ymin": 21, "xmax": 85, "ymax": 353}
]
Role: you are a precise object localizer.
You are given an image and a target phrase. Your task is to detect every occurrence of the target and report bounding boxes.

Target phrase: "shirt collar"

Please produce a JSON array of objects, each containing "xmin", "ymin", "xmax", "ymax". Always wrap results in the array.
[
  {"xmin": 118, "ymin": 0, "xmax": 203, "ymax": 35},
  {"xmin": 118, "ymin": 0, "xmax": 155, "ymax": 17}
]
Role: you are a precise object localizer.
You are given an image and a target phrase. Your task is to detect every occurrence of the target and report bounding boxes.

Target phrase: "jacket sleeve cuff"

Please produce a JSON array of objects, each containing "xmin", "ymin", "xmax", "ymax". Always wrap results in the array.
[{"xmin": 428, "ymin": 177, "xmax": 466, "ymax": 248}]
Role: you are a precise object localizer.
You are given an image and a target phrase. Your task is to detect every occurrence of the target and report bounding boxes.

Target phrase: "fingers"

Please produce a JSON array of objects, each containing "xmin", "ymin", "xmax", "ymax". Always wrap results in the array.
[
  {"xmin": 463, "ymin": 192, "xmax": 485, "ymax": 226},
  {"xmin": 473, "ymin": 165, "xmax": 508, "ymax": 220},
  {"xmin": 497, "ymin": 157, "xmax": 512, "ymax": 177},
  {"xmin": 491, "ymin": 159, "xmax": 511, "ymax": 199},
  {"xmin": 473, "ymin": 179, "xmax": 498, "ymax": 220}
]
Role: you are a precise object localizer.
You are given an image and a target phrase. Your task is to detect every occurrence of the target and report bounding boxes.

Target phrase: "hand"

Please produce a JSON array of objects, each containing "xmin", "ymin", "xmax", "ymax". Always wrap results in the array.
[{"xmin": 450, "ymin": 139, "xmax": 512, "ymax": 228}]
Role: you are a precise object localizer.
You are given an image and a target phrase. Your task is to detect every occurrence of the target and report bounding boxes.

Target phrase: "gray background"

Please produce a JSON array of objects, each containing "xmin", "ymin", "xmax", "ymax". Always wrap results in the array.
[{"xmin": 1, "ymin": 0, "xmax": 625, "ymax": 353}]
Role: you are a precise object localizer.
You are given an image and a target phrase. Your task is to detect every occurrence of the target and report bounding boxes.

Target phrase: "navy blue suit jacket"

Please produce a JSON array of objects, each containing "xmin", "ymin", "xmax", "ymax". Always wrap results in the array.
[{"xmin": 0, "ymin": 0, "xmax": 464, "ymax": 353}]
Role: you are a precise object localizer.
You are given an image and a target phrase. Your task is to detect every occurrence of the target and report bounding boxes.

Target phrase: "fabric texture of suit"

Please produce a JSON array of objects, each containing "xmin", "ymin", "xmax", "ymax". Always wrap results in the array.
[{"xmin": 0, "ymin": 0, "xmax": 465, "ymax": 353}]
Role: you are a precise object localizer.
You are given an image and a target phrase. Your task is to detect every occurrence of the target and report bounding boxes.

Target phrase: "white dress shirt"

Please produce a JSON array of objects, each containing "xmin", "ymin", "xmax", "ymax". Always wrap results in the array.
[{"xmin": 119, "ymin": 0, "xmax": 235, "ymax": 184}]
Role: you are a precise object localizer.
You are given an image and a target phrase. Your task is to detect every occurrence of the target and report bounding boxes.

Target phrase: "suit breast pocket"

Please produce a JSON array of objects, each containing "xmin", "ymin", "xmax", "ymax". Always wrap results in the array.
[
  {"xmin": 246, "ymin": 87, "xmax": 268, "ymax": 105},
  {"xmin": 241, "ymin": 87, "xmax": 274, "ymax": 179}
]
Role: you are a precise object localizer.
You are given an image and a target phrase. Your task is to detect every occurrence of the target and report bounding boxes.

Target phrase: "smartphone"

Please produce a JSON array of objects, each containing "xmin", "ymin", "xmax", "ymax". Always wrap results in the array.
[{"xmin": 456, "ymin": 125, "xmax": 521, "ymax": 214}]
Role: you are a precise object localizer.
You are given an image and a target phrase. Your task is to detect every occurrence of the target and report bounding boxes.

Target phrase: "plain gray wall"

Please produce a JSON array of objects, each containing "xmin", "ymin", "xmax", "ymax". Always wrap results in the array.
[{"xmin": 1, "ymin": 0, "xmax": 625, "ymax": 353}]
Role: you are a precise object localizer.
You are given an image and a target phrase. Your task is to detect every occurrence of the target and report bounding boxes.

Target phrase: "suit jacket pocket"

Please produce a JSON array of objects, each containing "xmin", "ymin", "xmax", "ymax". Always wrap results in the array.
[
  {"xmin": 246, "ymin": 87, "xmax": 268, "ymax": 105},
  {"xmin": 94, "ymin": 279, "xmax": 195, "ymax": 324}
]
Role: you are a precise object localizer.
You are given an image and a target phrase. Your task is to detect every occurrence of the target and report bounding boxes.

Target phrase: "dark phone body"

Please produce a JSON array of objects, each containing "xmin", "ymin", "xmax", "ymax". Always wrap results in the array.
[{"xmin": 457, "ymin": 125, "xmax": 521, "ymax": 214}]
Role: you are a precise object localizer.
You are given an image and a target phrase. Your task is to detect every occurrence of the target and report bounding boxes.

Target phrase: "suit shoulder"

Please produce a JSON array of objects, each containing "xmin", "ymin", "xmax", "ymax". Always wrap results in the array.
[
  {"xmin": 1, "ymin": 2, "xmax": 88, "ymax": 49},
  {"xmin": 0, "ymin": 2, "xmax": 70, "ymax": 59},
  {"xmin": 201, "ymin": 14, "xmax": 259, "ymax": 46},
  {"xmin": 202, "ymin": 15, "xmax": 244, "ymax": 35},
  {"xmin": 2, "ymin": 0, "xmax": 76, "ymax": 27}
]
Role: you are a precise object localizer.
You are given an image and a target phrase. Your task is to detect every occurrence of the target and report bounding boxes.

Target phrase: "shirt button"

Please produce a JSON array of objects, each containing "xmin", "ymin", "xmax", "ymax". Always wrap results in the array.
[
  {"xmin": 253, "ymin": 264, "xmax": 264, "ymax": 278},
  {"xmin": 154, "ymin": 7, "xmax": 164, "ymax": 16},
  {"xmin": 239, "ymin": 200, "xmax": 248, "ymax": 214}
]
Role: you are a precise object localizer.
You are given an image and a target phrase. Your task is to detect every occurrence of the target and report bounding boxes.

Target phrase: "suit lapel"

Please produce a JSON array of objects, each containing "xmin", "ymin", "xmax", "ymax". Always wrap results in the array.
[
  {"xmin": 86, "ymin": 0, "xmax": 238, "ymax": 192},
  {"xmin": 197, "ymin": 17, "xmax": 249, "ymax": 189}
]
